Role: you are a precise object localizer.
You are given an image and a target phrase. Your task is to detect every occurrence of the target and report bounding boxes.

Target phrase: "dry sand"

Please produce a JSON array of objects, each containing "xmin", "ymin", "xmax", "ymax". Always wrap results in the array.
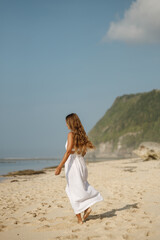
[{"xmin": 0, "ymin": 157, "xmax": 160, "ymax": 240}]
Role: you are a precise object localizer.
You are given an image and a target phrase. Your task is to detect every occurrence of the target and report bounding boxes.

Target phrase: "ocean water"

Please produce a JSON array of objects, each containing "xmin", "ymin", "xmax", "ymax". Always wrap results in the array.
[
  {"xmin": 0, "ymin": 158, "xmax": 60, "ymax": 177},
  {"xmin": 0, "ymin": 157, "xmax": 126, "ymax": 183}
]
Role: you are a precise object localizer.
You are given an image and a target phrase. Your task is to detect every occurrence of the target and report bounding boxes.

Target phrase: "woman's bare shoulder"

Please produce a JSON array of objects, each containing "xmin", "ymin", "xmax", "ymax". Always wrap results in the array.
[{"xmin": 68, "ymin": 131, "xmax": 74, "ymax": 138}]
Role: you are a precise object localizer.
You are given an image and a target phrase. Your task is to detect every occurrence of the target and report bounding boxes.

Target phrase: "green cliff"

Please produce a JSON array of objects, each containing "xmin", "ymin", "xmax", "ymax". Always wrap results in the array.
[{"xmin": 87, "ymin": 89, "xmax": 160, "ymax": 157}]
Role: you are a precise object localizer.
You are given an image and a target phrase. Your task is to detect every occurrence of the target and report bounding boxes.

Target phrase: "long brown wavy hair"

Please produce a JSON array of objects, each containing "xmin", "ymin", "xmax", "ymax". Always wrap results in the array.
[{"xmin": 65, "ymin": 113, "xmax": 96, "ymax": 156}]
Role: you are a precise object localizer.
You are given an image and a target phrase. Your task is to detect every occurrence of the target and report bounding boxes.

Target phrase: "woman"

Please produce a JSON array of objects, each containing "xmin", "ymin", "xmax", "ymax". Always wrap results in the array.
[{"xmin": 55, "ymin": 113, "xmax": 103, "ymax": 224}]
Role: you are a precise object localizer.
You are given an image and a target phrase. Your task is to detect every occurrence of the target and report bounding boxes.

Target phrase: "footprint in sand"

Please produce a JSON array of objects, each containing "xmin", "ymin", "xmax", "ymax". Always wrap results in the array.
[
  {"xmin": 14, "ymin": 220, "xmax": 19, "ymax": 224},
  {"xmin": 39, "ymin": 217, "xmax": 47, "ymax": 222},
  {"xmin": 55, "ymin": 235, "xmax": 78, "ymax": 239},
  {"xmin": 57, "ymin": 204, "xmax": 64, "ymax": 208},
  {"xmin": 86, "ymin": 236, "xmax": 101, "ymax": 240},
  {"xmin": 32, "ymin": 213, "xmax": 38, "ymax": 217},
  {"xmin": 72, "ymin": 229, "xmax": 80, "ymax": 232},
  {"xmin": 104, "ymin": 226, "xmax": 112, "ymax": 230},
  {"xmin": 41, "ymin": 202, "xmax": 48, "ymax": 206},
  {"xmin": 0, "ymin": 224, "xmax": 6, "ymax": 232},
  {"xmin": 37, "ymin": 224, "xmax": 50, "ymax": 231},
  {"xmin": 146, "ymin": 231, "xmax": 150, "ymax": 236},
  {"xmin": 23, "ymin": 221, "xmax": 30, "ymax": 224}
]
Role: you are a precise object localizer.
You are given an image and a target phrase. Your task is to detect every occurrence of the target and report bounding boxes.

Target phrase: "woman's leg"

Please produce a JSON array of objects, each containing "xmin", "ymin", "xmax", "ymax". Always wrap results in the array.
[
  {"xmin": 83, "ymin": 207, "xmax": 92, "ymax": 221},
  {"xmin": 84, "ymin": 207, "xmax": 89, "ymax": 214},
  {"xmin": 76, "ymin": 213, "xmax": 83, "ymax": 224}
]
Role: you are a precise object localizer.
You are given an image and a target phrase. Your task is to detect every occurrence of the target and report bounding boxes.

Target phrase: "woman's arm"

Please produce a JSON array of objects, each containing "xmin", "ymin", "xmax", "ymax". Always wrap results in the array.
[{"xmin": 55, "ymin": 132, "xmax": 74, "ymax": 175}]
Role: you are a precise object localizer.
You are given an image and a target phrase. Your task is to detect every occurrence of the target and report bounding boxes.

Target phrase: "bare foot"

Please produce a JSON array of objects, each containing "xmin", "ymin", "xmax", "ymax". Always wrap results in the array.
[
  {"xmin": 76, "ymin": 213, "xmax": 83, "ymax": 224},
  {"xmin": 83, "ymin": 207, "xmax": 92, "ymax": 221},
  {"xmin": 78, "ymin": 220, "xmax": 83, "ymax": 224}
]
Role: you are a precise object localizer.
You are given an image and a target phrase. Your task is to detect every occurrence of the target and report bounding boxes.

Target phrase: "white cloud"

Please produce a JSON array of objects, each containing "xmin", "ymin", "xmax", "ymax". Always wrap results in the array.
[{"xmin": 102, "ymin": 0, "xmax": 160, "ymax": 44}]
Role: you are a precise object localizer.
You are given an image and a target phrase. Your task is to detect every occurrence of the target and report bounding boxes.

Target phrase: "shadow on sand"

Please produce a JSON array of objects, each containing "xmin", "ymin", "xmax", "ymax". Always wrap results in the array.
[{"xmin": 84, "ymin": 202, "xmax": 139, "ymax": 222}]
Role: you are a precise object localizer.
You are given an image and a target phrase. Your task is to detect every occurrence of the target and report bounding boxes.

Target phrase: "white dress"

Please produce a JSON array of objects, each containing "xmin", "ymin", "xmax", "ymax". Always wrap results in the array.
[{"xmin": 64, "ymin": 140, "xmax": 104, "ymax": 214}]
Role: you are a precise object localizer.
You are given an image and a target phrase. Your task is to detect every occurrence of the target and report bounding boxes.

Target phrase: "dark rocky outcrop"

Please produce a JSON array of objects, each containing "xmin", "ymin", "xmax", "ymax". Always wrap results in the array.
[{"xmin": 2, "ymin": 169, "xmax": 46, "ymax": 177}]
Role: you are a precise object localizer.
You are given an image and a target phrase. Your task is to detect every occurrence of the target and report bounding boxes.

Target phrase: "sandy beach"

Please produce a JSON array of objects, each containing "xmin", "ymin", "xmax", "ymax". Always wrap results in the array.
[{"xmin": 0, "ymin": 157, "xmax": 160, "ymax": 240}]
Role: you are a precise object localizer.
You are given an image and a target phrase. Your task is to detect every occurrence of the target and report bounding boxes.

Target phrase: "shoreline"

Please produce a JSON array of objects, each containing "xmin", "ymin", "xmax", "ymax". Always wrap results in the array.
[{"xmin": 0, "ymin": 156, "xmax": 136, "ymax": 183}]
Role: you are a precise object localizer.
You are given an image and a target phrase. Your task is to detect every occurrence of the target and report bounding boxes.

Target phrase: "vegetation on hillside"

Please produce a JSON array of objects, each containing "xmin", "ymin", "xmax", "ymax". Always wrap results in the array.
[{"xmin": 88, "ymin": 89, "xmax": 160, "ymax": 150}]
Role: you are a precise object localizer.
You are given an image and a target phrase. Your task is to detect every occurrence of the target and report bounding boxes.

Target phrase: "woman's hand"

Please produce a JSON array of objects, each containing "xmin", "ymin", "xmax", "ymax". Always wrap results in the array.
[
  {"xmin": 70, "ymin": 150, "xmax": 75, "ymax": 154},
  {"xmin": 55, "ymin": 166, "xmax": 62, "ymax": 175}
]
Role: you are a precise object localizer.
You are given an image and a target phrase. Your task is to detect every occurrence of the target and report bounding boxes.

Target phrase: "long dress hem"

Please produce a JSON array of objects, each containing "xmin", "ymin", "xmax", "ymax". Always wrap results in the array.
[
  {"xmin": 65, "ymin": 185, "xmax": 103, "ymax": 214},
  {"xmin": 72, "ymin": 194, "xmax": 103, "ymax": 214}
]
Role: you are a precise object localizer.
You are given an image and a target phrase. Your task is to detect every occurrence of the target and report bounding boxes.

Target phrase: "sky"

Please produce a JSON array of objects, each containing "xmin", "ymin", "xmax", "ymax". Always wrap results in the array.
[{"xmin": 1, "ymin": 0, "xmax": 160, "ymax": 158}]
